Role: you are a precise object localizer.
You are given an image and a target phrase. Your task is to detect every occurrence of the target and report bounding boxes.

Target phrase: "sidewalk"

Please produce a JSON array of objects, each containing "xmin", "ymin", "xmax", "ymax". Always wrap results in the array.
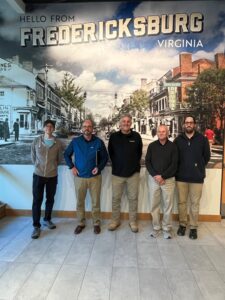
[
  {"xmin": 140, "ymin": 133, "xmax": 155, "ymax": 141},
  {"xmin": 0, "ymin": 140, "xmax": 15, "ymax": 147},
  {"xmin": 211, "ymin": 144, "xmax": 223, "ymax": 155},
  {"xmin": 0, "ymin": 133, "xmax": 38, "ymax": 147}
]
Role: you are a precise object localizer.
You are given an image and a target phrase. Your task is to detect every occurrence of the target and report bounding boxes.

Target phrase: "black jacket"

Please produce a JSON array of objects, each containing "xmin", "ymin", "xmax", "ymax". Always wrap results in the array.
[
  {"xmin": 108, "ymin": 130, "xmax": 142, "ymax": 177},
  {"xmin": 174, "ymin": 132, "xmax": 210, "ymax": 183},
  {"xmin": 145, "ymin": 139, "xmax": 178, "ymax": 179}
]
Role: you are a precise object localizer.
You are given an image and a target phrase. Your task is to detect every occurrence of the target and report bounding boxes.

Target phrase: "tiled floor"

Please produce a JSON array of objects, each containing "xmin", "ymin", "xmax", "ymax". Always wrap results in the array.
[{"xmin": 1, "ymin": 217, "xmax": 225, "ymax": 300}]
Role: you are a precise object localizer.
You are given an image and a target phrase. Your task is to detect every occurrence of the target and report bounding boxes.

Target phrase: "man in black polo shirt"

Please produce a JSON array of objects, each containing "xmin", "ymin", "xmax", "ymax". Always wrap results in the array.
[
  {"xmin": 108, "ymin": 114, "xmax": 143, "ymax": 232},
  {"xmin": 145, "ymin": 125, "xmax": 178, "ymax": 239}
]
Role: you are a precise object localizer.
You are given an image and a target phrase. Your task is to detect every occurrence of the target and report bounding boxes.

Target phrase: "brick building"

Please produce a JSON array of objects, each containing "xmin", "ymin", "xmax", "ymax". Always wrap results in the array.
[{"xmin": 147, "ymin": 52, "xmax": 225, "ymax": 137}]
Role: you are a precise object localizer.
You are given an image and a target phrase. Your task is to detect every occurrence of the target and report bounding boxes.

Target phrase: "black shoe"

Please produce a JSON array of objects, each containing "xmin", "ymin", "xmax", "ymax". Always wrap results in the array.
[
  {"xmin": 94, "ymin": 225, "xmax": 101, "ymax": 234},
  {"xmin": 31, "ymin": 227, "xmax": 41, "ymax": 239},
  {"xmin": 74, "ymin": 225, "xmax": 85, "ymax": 234},
  {"xmin": 177, "ymin": 225, "xmax": 186, "ymax": 236},
  {"xmin": 189, "ymin": 229, "xmax": 197, "ymax": 240}
]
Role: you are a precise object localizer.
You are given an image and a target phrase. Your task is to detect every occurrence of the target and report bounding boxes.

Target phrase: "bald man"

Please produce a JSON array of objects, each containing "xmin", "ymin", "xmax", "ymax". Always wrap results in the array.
[
  {"xmin": 108, "ymin": 114, "xmax": 142, "ymax": 232},
  {"xmin": 145, "ymin": 125, "xmax": 178, "ymax": 239}
]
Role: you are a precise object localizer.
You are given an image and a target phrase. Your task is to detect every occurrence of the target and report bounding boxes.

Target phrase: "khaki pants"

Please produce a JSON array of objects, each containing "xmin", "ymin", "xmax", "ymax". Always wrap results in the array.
[
  {"xmin": 148, "ymin": 175, "xmax": 175, "ymax": 231},
  {"xmin": 111, "ymin": 173, "xmax": 140, "ymax": 223},
  {"xmin": 75, "ymin": 175, "xmax": 102, "ymax": 226},
  {"xmin": 176, "ymin": 181, "xmax": 203, "ymax": 229}
]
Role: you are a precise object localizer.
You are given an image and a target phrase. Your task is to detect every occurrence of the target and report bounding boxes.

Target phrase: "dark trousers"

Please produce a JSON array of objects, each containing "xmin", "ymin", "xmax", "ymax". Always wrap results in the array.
[
  {"xmin": 32, "ymin": 174, "xmax": 57, "ymax": 228},
  {"xmin": 15, "ymin": 132, "xmax": 19, "ymax": 141}
]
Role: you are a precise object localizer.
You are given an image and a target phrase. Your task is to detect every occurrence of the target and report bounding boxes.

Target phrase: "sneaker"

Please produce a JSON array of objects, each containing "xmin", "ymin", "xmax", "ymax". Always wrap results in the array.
[
  {"xmin": 108, "ymin": 221, "xmax": 121, "ymax": 231},
  {"xmin": 129, "ymin": 222, "xmax": 138, "ymax": 233},
  {"xmin": 43, "ymin": 220, "xmax": 56, "ymax": 229},
  {"xmin": 177, "ymin": 225, "xmax": 186, "ymax": 236},
  {"xmin": 163, "ymin": 230, "xmax": 172, "ymax": 239},
  {"xmin": 189, "ymin": 229, "xmax": 197, "ymax": 240},
  {"xmin": 150, "ymin": 229, "xmax": 161, "ymax": 238},
  {"xmin": 31, "ymin": 227, "xmax": 40, "ymax": 239}
]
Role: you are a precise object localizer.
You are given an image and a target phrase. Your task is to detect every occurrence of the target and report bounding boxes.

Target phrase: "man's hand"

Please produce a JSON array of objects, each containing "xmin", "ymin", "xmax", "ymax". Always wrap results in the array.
[
  {"xmin": 71, "ymin": 167, "xmax": 79, "ymax": 176},
  {"xmin": 154, "ymin": 175, "xmax": 165, "ymax": 185},
  {"xmin": 92, "ymin": 167, "xmax": 98, "ymax": 175}
]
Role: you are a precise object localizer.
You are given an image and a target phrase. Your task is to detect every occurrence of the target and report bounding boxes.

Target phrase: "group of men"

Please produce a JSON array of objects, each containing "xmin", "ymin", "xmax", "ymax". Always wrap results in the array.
[{"xmin": 31, "ymin": 114, "xmax": 210, "ymax": 241}]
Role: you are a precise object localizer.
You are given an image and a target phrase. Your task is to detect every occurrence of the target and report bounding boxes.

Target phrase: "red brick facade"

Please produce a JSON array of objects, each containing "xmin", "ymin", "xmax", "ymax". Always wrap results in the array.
[{"xmin": 173, "ymin": 52, "xmax": 225, "ymax": 101}]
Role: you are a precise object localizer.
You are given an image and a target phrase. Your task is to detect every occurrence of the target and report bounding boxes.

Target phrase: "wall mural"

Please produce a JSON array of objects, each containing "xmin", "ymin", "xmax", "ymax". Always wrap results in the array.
[{"xmin": 0, "ymin": 0, "xmax": 224, "ymax": 167}]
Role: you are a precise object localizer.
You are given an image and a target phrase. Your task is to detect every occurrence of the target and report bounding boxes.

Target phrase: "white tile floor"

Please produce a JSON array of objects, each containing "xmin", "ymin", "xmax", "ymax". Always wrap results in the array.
[{"xmin": 1, "ymin": 217, "xmax": 225, "ymax": 300}]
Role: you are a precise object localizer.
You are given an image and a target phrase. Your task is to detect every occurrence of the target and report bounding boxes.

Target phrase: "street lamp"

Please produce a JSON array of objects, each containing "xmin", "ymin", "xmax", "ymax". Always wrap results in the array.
[{"xmin": 42, "ymin": 64, "xmax": 53, "ymax": 121}]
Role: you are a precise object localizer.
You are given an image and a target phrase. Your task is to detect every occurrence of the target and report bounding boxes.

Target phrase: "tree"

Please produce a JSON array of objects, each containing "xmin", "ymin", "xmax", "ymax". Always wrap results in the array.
[
  {"xmin": 188, "ymin": 68, "xmax": 225, "ymax": 130},
  {"xmin": 85, "ymin": 112, "xmax": 96, "ymax": 127},
  {"xmin": 55, "ymin": 72, "xmax": 85, "ymax": 110},
  {"xmin": 116, "ymin": 89, "xmax": 149, "ymax": 120},
  {"xmin": 130, "ymin": 89, "xmax": 149, "ymax": 116},
  {"xmin": 99, "ymin": 117, "xmax": 108, "ymax": 130}
]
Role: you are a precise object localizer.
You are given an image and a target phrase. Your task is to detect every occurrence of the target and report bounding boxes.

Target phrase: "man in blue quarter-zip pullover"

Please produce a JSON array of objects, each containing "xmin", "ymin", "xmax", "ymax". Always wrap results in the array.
[
  {"xmin": 31, "ymin": 119, "xmax": 63, "ymax": 239},
  {"xmin": 174, "ymin": 116, "xmax": 210, "ymax": 240},
  {"xmin": 64, "ymin": 119, "xmax": 108, "ymax": 234}
]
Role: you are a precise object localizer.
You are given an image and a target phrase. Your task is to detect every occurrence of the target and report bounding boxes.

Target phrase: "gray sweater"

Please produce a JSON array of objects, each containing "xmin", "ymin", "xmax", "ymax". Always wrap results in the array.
[{"xmin": 31, "ymin": 135, "xmax": 62, "ymax": 177}]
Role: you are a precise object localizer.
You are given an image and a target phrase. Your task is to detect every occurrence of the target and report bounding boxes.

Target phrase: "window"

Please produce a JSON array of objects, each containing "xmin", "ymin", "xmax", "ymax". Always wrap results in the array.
[
  {"xmin": 25, "ymin": 114, "xmax": 29, "ymax": 129},
  {"xmin": 31, "ymin": 114, "xmax": 35, "ymax": 129},
  {"xmin": 0, "ymin": 91, "xmax": 4, "ymax": 96},
  {"xmin": 20, "ymin": 114, "xmax": 29, "ymax": 129},
  {"xmin": 20, "ymin": 115, "xmax": 24, "ymax": 128}
]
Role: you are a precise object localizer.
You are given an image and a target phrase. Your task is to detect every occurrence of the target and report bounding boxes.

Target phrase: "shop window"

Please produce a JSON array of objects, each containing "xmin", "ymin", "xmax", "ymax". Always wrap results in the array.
[
  {"xmin": 20, "ymin": 115, "xmax": 24, "ymax": 128},
  {"xmin": 20, "ymin": 114, "xmax": 29, "ymax": 129}
]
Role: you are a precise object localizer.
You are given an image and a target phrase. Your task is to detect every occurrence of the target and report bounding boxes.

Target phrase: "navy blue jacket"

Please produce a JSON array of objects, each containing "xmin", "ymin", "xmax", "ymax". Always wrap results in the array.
[
  {"xmin": 174, "ymin": 132, "xmax": 210, "ymax": 183},
  {"xmin": 64, "ymin": 135, "xmax": 108, "ymax": 178}
]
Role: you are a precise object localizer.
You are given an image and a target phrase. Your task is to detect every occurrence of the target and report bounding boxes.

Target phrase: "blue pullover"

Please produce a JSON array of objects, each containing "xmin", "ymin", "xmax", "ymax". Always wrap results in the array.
[{"xmin": 64, "ymin": 135, "xmax": 108, "ymax": 178}]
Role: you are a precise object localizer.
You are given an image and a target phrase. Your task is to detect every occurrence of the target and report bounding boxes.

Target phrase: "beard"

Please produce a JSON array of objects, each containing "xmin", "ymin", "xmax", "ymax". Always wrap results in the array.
[
  {"xmin": 83, "ymin": 130, "xmax": 92, "ymax": 136},
  {"xmin": 185, "ymin": 127, "xmax": 195, "ymax": 134}
]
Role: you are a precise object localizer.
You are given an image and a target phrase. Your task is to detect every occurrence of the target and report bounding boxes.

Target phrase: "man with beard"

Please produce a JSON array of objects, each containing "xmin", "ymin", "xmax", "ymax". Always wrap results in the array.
[
  {"xmin": 64, "ymin": 119, "xmax": 108, "ymax": 234},
  {"xmin": 174, "ymin": 116, "xmax": 210, "ymax": 239}
]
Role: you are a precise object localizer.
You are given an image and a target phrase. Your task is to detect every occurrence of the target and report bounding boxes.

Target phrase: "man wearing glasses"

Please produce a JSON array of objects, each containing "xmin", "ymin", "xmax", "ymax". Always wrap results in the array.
[
  {"xmin": 174, "ymin": 116, "xmax": 210, "ymax": 239},
  {"xmin": 64, "ymin": 119, "xmax": 108, "ymax": 235}
]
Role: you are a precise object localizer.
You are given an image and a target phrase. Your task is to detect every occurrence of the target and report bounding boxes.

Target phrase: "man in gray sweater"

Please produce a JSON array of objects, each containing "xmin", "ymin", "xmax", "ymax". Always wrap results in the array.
[{"xmin": 31, "ymin": 120, "xmax": 62, "ymax": 239}]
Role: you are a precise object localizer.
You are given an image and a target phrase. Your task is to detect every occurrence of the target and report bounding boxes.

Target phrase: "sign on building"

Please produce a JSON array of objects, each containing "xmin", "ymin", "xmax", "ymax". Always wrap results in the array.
[
  {"xmin": 167, "ymin": 87, "xmax": 177, "ymax": 110},
  {"xmin": 0, "ymin": 105, "xmax": 10, "ymax": 121}
]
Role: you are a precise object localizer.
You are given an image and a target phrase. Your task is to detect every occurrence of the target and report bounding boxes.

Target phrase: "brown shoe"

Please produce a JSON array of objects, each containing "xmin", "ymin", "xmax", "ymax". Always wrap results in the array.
[
  {"xmin": 129, "ymin": 222, "xmax": 138, "ymax": 233},
  {"xmin": 74, "ymin": 225, "xmax": 85, "ymax": 234},
  {"xmin": 94, "ymin": 225, "xmax": 101, "ymax": 234},
  {"xmin": 108, "ymin": 221, "xmax": 121, "ymax": 231}
]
